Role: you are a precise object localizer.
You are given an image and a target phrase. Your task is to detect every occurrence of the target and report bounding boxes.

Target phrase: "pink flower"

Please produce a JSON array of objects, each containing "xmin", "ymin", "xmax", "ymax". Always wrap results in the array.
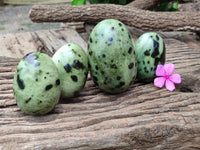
[{"xmin": 154, "ymin": 63, "xmax": 181, "ymax": 91}]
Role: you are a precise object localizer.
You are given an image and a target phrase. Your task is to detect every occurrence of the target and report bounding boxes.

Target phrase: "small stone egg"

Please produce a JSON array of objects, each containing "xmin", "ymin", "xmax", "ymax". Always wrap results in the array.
[
  {"xmin": 135, "ymin": 32, "xmax": 166, "ymax": 82},
  {"xmin": 52, "ymin": 43, "xmax": 88, "ymax": 98},
  {"xmin": 88, "ymin": 19, "xmax": 136, "ymax": 94},
  {"xmin": 13, "ymin": 52, "xmax": 61, "ymax": 115}
]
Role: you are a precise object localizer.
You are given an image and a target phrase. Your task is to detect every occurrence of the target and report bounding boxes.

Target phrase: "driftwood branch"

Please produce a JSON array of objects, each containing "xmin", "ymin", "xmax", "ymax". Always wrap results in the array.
[{"xmin": 29, "ymin": 4, "xmax": 200, "ymax": 32}]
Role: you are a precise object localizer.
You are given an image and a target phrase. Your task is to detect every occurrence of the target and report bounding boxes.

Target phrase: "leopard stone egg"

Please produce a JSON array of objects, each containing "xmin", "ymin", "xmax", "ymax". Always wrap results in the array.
[
  {"xmin": 88, "ymin": 19, "xmax": 136, "ymax": 94},
  {"xmin": 135, "ymin": 32, "xmax": 166, "ymax": 82},
  {"xmin": 13, "ymin": 52, "xmax": 61, "ymax": 115},
  {"xmin": 52, "ymin": 43, "xmax": 88, "ymax": 98}
]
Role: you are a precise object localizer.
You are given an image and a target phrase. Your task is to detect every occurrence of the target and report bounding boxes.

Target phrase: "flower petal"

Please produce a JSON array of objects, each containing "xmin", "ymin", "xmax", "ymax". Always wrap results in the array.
[
  {"xmin": 154, "ymin": 77, "xmax": 165, "ymax": 88},
  {"xmin": 165, "ymin": 79, "xmax": 175, "ymax": 91},
  {"xmin": 170, "ymin": 74, "xmax": 181, "ymax": 84},
  {"xmin": 156, "ymin": 65, "xmax": 165, "ymax": 76},
  {"xmin": 164, "ymin": 63, "xmax": 175, "ymax": 75}
]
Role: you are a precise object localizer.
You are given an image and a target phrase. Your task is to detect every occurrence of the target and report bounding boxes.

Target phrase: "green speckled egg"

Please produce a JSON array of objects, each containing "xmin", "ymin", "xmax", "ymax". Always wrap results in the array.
[
  {"xmin": 13, "ymin": 52, "xmax": 61, "ymax": 115},
  {"xmin": 135, "ymin": 32, "xmax": 166, "ymax": 82},
  {"xmin": 88, "ymin": 19, "xmax": 136, "ymax": 94},
  {"xmin": 52, "ymin": 43, "xmax": 88, "ymax": 98}
]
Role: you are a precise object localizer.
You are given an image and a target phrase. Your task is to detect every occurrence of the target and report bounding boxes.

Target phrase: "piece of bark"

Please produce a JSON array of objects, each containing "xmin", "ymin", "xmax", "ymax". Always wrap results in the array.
[
  {"xmin": 1, "ymin": 34, "xmax": 200, "ymax": 149},
  {"xmin": 29, "ymin": 4, "xmax": 200, "ymax": 32},
  {"xmin": 61, "ymin": 22, "xmax": 85, "ymax": 33}
]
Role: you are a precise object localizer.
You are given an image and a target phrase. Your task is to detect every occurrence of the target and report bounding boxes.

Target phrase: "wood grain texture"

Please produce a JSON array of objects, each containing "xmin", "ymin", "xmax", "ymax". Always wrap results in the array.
[
  {"xmin": 29, "ymin": 4, "xmax": 200, "ymax": 32},
  {"xmin": 0, "ymin": 28, "xmax": 87, "ymax": 58},
  {"xmin": 0, "ymin": 29, "xmax": 200, "ymax": 149}
]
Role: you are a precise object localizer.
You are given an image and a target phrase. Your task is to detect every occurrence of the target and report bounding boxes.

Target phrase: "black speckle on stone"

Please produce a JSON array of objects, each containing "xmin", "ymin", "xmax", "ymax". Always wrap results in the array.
[
  {"xmin": 110, "ymin": 64, "xmax": 117, "ymax": 69},
  {"xmin": 150, "ymin": 35, "xmax": 153, "ymax": 38},
  {"xmin": 45, "ymin": 84, "xmax": 53, "ymax": 91},
  {"xmin": 102, "ymin": 54, "xmax": 106, "ymax": 58},
  {"xmin": 46, "ymin": 72, "xmax": 49, "ymax": 74},
  {"xmin": 93, "ymin": 76, "xmax": 98, "ymax": 81},
  {"xmin": 104, "ymin": 81, "xmax": 107, "ymax": 85},
  {"xmin": 128, "ymin": 47, "xmax": 132, "ymax": 54},
  {"xmin": 156, "ymin": 35, "xmax": 159, "ymax": 41},
  {"xmin": 123, "ymin": 53, "xmax": 125, "ymax": 56},
  {"xmin": 107, "ymin": 43, "xmax": 111, "ymax": 46},
  {"xmin": 39, "ymin": 100, "xmax": 42, "ymax": 104},
  {"xmin": 88, "ymin": 44, "xmax": 90, "ymax": 49},
  {"xmin": 89, "ymin": 51, "xmax": 92, "ymax": 56},
  {"xmin": 73, "ymin": 60, "xmax": 84, "ymax": 69},
  {"xmin": 144, "ymin": 67, "xmax": 149, "ymax": 73},
  {"xmin": 34, "ymin": 62, "xmax": 40, "ymax": 67},
  {"xmin": 78, "ymin": 54, "xmax": 81, "ymax": 57},
  {"xmin": 25, "ymin": 97, "xmax": 31, "ymax": 103},
  {"xmin": 89, "ymin": 37, "xmax": 93, "ymax": 43},
  {"xmin": 88, "ymin": 62, "xmax": 91, "ymax": 68},
  {"xmin": 154, "ymin": 58, "xmax": 160, "ymax": 67},
  {"xmin": 17, "ymin": 75, "xmax": 24, "ymax": 90},
  {"xmin": 151, "ymin": 67, "xmax": 153, "ymax": 71},
  {"xmin": 128, "ymin": 63, "xmax": 134, "ymax": 69},
  {"xmin": 117, "ymin": 76, "xmax": 121, "ymax": 80},
  {"xmin": 121, "ymin": 28, "xmax": 124, "ymax": 32},
  {"xmin": 111, "ymin": 27, "xmax": 114, "ymax": 31},
  {"xmin": 56, "ymin": 79, "xmax": 60, "ymax": 85},
  {"xmin": 64, "ymin": 64, "xmax": 71, "ymax": 73},
  {"xmin": 151, "ymin": 40, "xmax": 159, "ymax": 58},
  {"xmin": 68, "ymin": 44, "xmax": 71, "ymax": 46},
  {"xmin": 115, "ymin": 82, "xmax": 125, "ymax": 88},
  {"xmin": 89, "ymin": 51, "xmax": 93, "ymax": 56},
  {"xmin": 137, "ymin": 61, "xmax": 140, "ymax": 64},
  {"xmin": 35, "ymin": 78, "xmax": 38, "ymax": 82},
  {"xmin": 108, "ymin": 37, "xmax": 113, "ymax": 41},
  {"xmin": 71, "ymin": 75, "xmax": 78, "ymax": 82},
  {"xmin": 119, "ymin": 23, "xmax": 122, "ymax": 26},
  {"xmin": 101, "ymin": 71, "xmax": 104, "ymax": 75},
  {"xmin": 17, "ymin": 68, "xmax": 21, "ymax": 72},
  {"xmin": 44, "ymin": 76, "xmax": 47, "ymax": 79},
  {"xmin": 147, "ymin": 61, "xmax": 150, "ymax": 64},
  {"xmin": 111, "ymin": 60, "xmax": 114, "ymax": 63},
  {"xmin": 104, "ymin": 62, "xmax": 107, "ymax": 65},
  {"xmin": 144, "ymin": 50, "xmax": 150, "ymax": 56},
  {"xmin": 93, "ymin": 76, "xmax": 98, "ymax": 86},
  {"xmin": 143, "ymin": 61, "xmax": 145, "ymax": 65},
  {"xmin": 134, "ymin": 51, "xmax": 135, "ymax": 55},
  {"xmin": 95, "ymin": 71, "xmax": 98, "ymax": 74},
  {"xmin": 105, "ymin": 77, "xmax": 108, "ymax": 80}
]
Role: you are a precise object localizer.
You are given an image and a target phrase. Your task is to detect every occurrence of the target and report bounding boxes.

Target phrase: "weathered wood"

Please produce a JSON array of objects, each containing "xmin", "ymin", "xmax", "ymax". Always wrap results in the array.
[
  {"xmin": 0, "ymin": 28, "xmax": 87, "ymax": 58},
  {"xmin": 0, "ymin": 29, "xmax": 200, "ymax": 149},
  {"xmin": 29, "ymin": 4, "xmax": 200, "ymax": 32}
]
